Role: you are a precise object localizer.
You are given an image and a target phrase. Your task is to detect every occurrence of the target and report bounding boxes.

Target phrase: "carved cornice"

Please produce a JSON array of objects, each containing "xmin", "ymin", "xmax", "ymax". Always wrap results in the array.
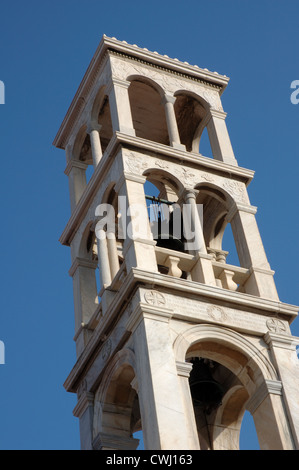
[
  {"xmin": 53, "ymin": 35, "xmax": 229, "ymax": 150},
  {"xmin": 59, "ymin": 133, "xmax": 255, "ymax": 248},
  {"xmin": 63, "ymin": 266, "xmax": 298, "ymax": 394}
]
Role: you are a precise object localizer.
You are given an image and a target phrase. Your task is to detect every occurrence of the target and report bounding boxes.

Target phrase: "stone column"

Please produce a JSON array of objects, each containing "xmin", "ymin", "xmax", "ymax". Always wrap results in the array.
[
  {"xmin": 126, "ymin": 302, "xmax": 198, "ymax": 450},
  {"xmin": 96, "ymin": 229, "xmax": 112, "ymax": 289},
  {"xmin": 64, "ymin": 158, "xmax": 87, "ymax": 212},
  {"xmin": 69, "ymin": 257, "xmax": 99, "ymax": 354},
  {"xmin": 246, "ymin": 379, "xmax": 295, "ymax": 449},
  {"xmin": 106, "ymin": 231, "xmax": 120, "ymax": 279},
  {"xmin": 87, "ymin": 123, "xmax": 102, "ymax": 167},
  {"xmin": 161, "ymin": 94, "xmax": 185, "ymax": 151},
  {"xmin": 107, "ymin": 77, "xmax": 136, "ymax": 136},
  {"xmin": 227, "ymin": 203, "xmax": 279, "ymax": 300},
  {"xmin": 183, "ymin": 189, "xmax": 206, "ymax": 254},
  {"xmin": 176, "ymin": 361, "xmax": 200, "ymax": 449},
  {"xmin": 182, "ymin": 189, "xmax": 216, "ymax": 286},
  {"xmin": 264, "ymin": 331, "xmax": 299, "ymax": 449},
  {"xmin": 206, "ymin": 109, "xmax": 238, "ymax": 166},
  {"xmin": 73, "ymin": 389, "xmax": 95, "ymax": 450}
]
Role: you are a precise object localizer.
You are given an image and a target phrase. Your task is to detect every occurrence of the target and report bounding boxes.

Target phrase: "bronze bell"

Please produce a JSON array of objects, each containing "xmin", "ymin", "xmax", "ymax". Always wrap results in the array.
[
  {"xmin": 155, "ymin": 210, "xmax": 185, "ymax": 253},
  {"xmin": 189, "ymin": 358, "xmax": 224, "ymax": 414}
]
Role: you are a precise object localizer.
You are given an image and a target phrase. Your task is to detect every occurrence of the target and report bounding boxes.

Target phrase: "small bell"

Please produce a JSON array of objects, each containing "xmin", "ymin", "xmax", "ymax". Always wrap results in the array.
[
  {"xmin": 155, "ymin": 211, "xmax": 185, "ymax": 253},
  {"xmin": 189, "ymin": 358, "xmax": 224, "ymax": 414}
]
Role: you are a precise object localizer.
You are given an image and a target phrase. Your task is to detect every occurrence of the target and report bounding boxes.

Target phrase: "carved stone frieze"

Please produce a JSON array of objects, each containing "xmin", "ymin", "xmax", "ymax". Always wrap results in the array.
[{"xmin": 144, "ymin": 290, "xmax": 166, "ymax": 307}]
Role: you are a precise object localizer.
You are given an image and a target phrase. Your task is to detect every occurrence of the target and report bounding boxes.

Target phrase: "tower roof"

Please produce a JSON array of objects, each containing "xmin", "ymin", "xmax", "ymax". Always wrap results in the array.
[{"xmin": 53, "ymin": 35, "xmax": 229, "ymax": 150}]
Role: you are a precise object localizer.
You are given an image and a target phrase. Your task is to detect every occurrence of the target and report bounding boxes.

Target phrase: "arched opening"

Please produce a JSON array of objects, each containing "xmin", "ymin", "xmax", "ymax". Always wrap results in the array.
[
  {"xmin": 143, "ymin": 172, "xmax": 187, "ymax": 276},
  {"xmin": 199, "ymin": 126, "xmax": 213, "ymax": 158},
  {"xmin": 91, "ymin": 86, "xmax": 113, "ymax": 155},
  {"xmin": 78, "ymin": 223, "xmax": 100, "ymax": 304},
  {"xmin": 93, "ymin": 353, "xmax": 142, "ymax": 450},
  {"xmin": 128, "ymin": 79, "xmax": 169, "ymax": 145},
  {"xmin": 239, "ymin": 410, "xmax": 260, "ymax": 450},
  {"xmin": 174, "ymin": 324, "xmax": 286, "ymax": 450},
  {"xmin": 95, "ymin": 184, "xmax": 125, "ymax": 291},
  {"xmin": 174, "ymin": 93, "xmax": 208, "ymax": 153},
  {"xmin": 195, "ymin": 184, "xmax": 245, "ymax": 291},
  {"xmin": 186, "ymin": 348, "xmax": 249, "ymax": 450}
]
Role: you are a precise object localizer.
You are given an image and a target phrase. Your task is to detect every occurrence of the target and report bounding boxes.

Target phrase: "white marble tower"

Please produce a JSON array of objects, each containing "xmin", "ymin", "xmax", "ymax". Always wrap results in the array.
[{"xmin": 53, "ymin": 36, "xmax": 299, "ymax": 450}]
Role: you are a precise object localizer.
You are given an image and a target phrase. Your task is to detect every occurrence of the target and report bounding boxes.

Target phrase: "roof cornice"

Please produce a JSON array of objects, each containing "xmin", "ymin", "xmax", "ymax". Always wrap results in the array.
[{"xmin": 53, "ymin": 35, "xmax": 230, "ymax": 150}]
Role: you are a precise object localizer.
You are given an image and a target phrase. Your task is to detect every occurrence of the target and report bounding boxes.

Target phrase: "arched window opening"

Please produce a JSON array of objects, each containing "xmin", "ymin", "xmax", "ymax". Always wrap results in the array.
[
  {"xmin": 96, "ymin": 185, "xmax": 125, "ymax": 291},
  {"xmin": 199, "ymin": 126, "xmax": 213, "ymax": 158},
  {"xmin": 239, "ymin": 410, "xmax": 260, "ymax": 450},
  {"xmin": 96, "ymin": 363, "xmax": 142, "ymax": 451},
  {"xmin": 133, "ymin": 431, "xmax": 144, "ymax": 450},
  {"xmin": 196, "ymin": 186, "xmax": 244, "ymax": 291},
  {"xmin": 97, "ymin": 95, "xmax": 113, "ymax": 154},
  {"xmin": 174, "ymin": 93, "xmax": 208, "ymax": 153},
  {"xmin": 186, "ymin": 353, "xmax": 246, "ymax": 450},
  {"xmin": 221, "ymin": 222, "xmax": 240, "ymax": 267},
  {"xmin": 78, "ymin": 133, "xmax": 94, "ymax": 183},
  {"xmin": 144, "ymin": 177, "xmax": 186, "ymax": 277},
  {"xmin": 128, "ymin": 80, "xmax": 169, "ymax": 145}
]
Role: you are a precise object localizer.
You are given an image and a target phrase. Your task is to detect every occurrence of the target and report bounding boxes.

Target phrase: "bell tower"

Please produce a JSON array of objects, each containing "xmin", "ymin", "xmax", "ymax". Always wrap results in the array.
[{"xmin": 53, "ymin": 36, "xmax": 299, "ymax": 450}]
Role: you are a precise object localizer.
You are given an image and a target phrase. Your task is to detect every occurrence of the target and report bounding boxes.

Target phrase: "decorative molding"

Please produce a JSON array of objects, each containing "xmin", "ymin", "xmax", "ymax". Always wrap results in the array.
[
  {"xmin": 73, "ymin": 391, "xmax": 94, "ymax": 418},
  {"xmin": 109, "ymin": 49, "xmax": 224, "ymax": 91},
  {"xmin": 207, "ymin": 305, "xmax": 227, "ymax": 323},
  {"xmin": 64, "ymin": 158, "xmax": 88, "ymax": 176},
  {"xmin": 101, "ymin": 338, "xmax": 112, "ymax": 361},
  {"xmin": 176, "ymin": 361, "xmax": 193, "ymax": 378},
  {"xmin": 246, "ymin": 380, "xmax": 282, "ymax": 414},
  {"xmin": 68, "ymin": 257, "xmax": 98, "ymax": 277},
  {"xmin": 264, "ymin": 331, "xmax": 299, "ymax": 351},
  {"xmin": 266, "ymin": 318, "xmax": 287, "ymax": 335},
  {"xmin": 144, "ymin": 290, "xmax": 166, "ymax": 307}
]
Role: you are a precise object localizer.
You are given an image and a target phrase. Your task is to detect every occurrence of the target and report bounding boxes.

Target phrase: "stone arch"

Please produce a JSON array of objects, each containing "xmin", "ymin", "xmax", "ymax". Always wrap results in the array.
[
  {"xmin": 93, "ymin": 348, "xmax": 141, "ymax": 449},
  {"xmin": 127, "ymin": 76, "xmax": 169, "ymax": 145},
  {"xmin": 90, "ymin": 84, "xmax": 113, "ymax": 153},
  {"xmin": 174, "ymin": 323, "xmax": 278, "ymax": 387},
  {"xmin": 72, "ymin": 124, "xmax": 92, "ymax": 164},
  {"xmin": 194, "ymin": 181, "xmax": 240, "ymax": 267},
  {"xmin": 78, "ymin": 220, "xmax": 98, "ymax": 261},
  {"xmin": 143, "ymin": 167, "xmax": 184, "ymax": 200},
  {"xmin": 173, "ymin": 90, "xmax": 210, "ymax": 152},
  {"xmin": 127, "ymin": 74, "xmax": 165, "ymax": 98},
  {"xmin": 173, "ymin": 323, "xmax": 292, "ymax": 450}
]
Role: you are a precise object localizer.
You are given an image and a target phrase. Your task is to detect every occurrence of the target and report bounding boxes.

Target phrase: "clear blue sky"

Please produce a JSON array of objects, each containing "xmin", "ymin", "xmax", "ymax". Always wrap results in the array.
[{"xmin": 0, "ymin": 0, "xmax": 298, "ymax": 450}]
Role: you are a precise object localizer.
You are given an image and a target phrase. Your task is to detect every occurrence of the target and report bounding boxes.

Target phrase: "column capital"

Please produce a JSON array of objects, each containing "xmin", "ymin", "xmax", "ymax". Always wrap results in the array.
[
  {"xmin": 114, "ymin": 172, "xmax": 146, "ymax": 193},
  {"xmin": 208, "ymin": 108, "xmax": 228, "ymax": 120},
  {"xmin": 179, "ymin": 187, "xmax": 199, "ymax": 202},
  {"xmin": 264, "ymin": 331, "xmax": 299, "ymax": 351},
  {"xmin": 225, "ymin": 202, "xmax": 257, "ymax": 222},
  {"xmin": 73, "ymin": 391, "xmax": 94, "ymax": 418},
  {"xmin": 68, "ymin": 257, "xmax": 98, "ymax": 277},
  {"xmin": 176, "ymin": 361, "xmax": 193, "ymax": 378},
  {"xmin": 64, "ymin": 158, "xmax": 88, "ymax": 176},
  {"xmin": 106, "ymin": 76, "xmax": 131, "ymax": 95},
  {"xmin": 86, "ymin": 122, "xmax": 102, "ymax": 134},
  {"xmin": 246, "ymin": 379, "xmax": 282, "ymax": 414},
  {"xmin": 161, "ymin": 93, "xmax": 176, "ymax": 106}
]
